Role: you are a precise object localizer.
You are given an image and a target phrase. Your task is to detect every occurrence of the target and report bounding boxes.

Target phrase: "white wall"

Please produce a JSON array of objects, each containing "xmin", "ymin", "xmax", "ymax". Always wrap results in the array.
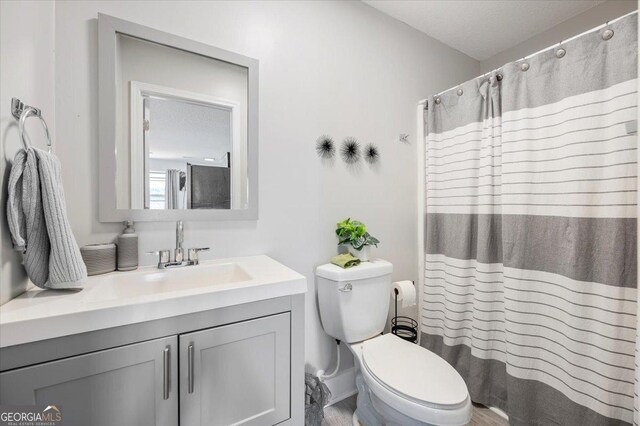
[
  {"xmin": 0, "ymin": 1, "xmax": 56, "ymax": 305},
  {"xmin": 480, "ymin": 0, "xmax": 637, "ymax": 73},
  {"xmin": 2, "ymin": 1, "xmax": 479, "ymax": 377}
]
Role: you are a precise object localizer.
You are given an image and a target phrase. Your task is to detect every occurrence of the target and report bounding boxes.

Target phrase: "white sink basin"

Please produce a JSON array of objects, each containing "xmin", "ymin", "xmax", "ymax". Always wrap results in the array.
[
  {"xmin": 0, "ymin": 255, "xmax": 306, "ymax": 348},
  {"xmin": 85, "ymin": 262, "xmax": 253, "ymax": 301}
]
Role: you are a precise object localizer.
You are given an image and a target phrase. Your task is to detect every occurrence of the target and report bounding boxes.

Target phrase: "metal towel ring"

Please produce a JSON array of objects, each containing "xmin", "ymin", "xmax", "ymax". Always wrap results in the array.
[{"xmin": 19, "ymin": 107, "xmax": 52, "ymax": 153}]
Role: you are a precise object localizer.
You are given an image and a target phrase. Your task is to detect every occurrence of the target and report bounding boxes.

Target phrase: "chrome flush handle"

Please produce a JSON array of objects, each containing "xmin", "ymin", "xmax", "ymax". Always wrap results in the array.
[{"xmin": 339, "ymin": 283, "xmax": 353, "ymax": 292}]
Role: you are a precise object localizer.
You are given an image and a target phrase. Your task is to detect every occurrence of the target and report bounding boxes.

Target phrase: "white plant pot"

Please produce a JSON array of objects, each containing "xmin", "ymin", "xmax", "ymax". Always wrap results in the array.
[{"xmin": 348, "ymin": 245, "xmax": 371, "ymax": 262}]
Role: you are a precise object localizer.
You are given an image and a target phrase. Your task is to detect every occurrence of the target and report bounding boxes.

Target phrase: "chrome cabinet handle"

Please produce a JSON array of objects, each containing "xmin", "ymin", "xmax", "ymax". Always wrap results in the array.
[
  {"xmin": 339, "ymin": 283, "xmax": 353, "ymax": 292},
  {"xmin": 188, "ymin": 344, "xmax": 194, "ymax": 394},
  {"xmin": 163, "ymin": 346, "xmax": 170, "ymax": 400}
]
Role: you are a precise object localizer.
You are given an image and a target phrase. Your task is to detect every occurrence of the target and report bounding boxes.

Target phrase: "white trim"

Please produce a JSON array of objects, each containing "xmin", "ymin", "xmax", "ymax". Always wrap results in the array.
[
  {"xmin": 129, "ymin": 81, "xmax": 242, "ymax": 209},
  {"xmin": 416, "ymin": 102, "xmax": 426, "ymax": 345},
  {"xmin": 489, "ymin": 406, "xmax": 509, "ymax": 420},
  {"xmin": 325, "ymin": 389, "xmax": 359, "ymax": 408},
  {"xmin": 323, "ymin": 367, "xmax": 357, "ymax": 406},
  {"xmin": 129, "ymin": 82, "xmax": 144, "ymax": 209},
  {"xmin": 143, "ymin": 99, "xmax": 151, "ymax": 209}
]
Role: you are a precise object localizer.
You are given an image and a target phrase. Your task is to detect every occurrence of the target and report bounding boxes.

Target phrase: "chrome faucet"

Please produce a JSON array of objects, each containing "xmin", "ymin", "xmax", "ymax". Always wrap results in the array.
[
  {"xmin": 148, "ymin": 221, "xmax": 209, "ymax": 269},
  {"xmin": 175, "ymin": 220, "xmax": 184, "ymax": 262}
]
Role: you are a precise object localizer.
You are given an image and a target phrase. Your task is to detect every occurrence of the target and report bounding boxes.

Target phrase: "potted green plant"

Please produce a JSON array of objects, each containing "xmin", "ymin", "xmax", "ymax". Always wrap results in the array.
[{"xmin": 335, "ymin": 218, "xmax": 380, "ymax": 261}]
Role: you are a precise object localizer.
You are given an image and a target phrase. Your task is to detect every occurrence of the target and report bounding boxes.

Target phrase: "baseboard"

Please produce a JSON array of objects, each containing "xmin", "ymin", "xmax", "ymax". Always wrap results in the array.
[
  {"xmin": 489, "ymin": 406, "xmax": 509, "ymax": 420},
  {"xmin": 323, "ymin": 367, "xmax": 357, "ymax": 406}
]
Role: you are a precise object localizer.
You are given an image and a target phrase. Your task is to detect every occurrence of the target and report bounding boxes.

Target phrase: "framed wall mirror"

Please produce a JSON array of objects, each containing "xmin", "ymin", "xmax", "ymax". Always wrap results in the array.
[{"xmin": 98, "ymin": 14, "xmax": 258, "ymax": 221}]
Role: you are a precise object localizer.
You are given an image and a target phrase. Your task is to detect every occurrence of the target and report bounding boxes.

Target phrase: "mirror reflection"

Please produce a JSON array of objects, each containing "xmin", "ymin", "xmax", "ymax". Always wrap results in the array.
[
  {"xmin": 145, "ymin": 97, "xmax": 234, "ymax": 210},
  {"xmin": 115, "ymin": 34, "xmax": 248, "ymax": 210}
]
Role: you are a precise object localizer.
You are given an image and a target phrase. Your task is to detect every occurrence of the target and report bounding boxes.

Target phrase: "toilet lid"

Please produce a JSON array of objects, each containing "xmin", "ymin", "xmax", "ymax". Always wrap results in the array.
[{"xmin": 362, "ymin": 334, "xmax": 468, "ymax": 407}]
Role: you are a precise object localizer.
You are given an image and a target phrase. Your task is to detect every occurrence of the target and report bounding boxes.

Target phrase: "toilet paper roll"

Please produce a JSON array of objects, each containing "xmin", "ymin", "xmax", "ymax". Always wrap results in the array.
[{"xmin": 391, "ymin": 280, "xmax": 416, "ymax": 308}]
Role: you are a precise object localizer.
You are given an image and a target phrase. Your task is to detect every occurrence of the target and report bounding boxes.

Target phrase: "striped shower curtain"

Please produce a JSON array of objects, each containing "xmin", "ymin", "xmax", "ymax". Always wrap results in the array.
[
  {"xmin": 421, "ymin": 13, "xmax": 638, "ymax": 425},
  {"xmin": 165, "ymin": 169, "xmax": 184, "ymax": 210}
]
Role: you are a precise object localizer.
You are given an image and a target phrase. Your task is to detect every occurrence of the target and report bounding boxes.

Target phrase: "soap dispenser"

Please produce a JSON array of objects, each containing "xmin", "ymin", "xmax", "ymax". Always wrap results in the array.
[{"xmin": 117, "ymin": 221, "xmax": 138, "ymax": 271}]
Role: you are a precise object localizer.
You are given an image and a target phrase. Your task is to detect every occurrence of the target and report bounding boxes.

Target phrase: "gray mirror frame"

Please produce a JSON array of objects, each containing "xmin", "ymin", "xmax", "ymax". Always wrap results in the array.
[{"xmin": 98, "ymin": 13, "xmax": 258, "ymax": 222}]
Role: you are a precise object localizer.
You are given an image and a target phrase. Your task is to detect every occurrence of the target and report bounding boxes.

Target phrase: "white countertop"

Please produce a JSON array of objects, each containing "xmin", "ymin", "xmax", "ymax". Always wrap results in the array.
[{"xmin": 0, "ymin": 255, "xmax": 306, "ymax": 348}]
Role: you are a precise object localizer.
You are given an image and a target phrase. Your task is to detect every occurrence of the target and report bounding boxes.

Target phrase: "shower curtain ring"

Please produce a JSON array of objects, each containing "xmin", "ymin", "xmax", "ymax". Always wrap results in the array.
[{"xmin": 602, "ymin": 20, "xmax": 614, "ymax": 40}]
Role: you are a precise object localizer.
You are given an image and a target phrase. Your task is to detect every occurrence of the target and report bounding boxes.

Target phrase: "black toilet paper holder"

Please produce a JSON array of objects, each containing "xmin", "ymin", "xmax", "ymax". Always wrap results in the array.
[{"xmin": 391, "ymin": 283, "xmax": 418, "ymax": 344}]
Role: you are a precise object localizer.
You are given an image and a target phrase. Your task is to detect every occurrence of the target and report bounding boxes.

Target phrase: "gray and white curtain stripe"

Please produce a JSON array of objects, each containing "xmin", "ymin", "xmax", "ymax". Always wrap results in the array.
[
  {"xmin": 421, "ymin": 13, "xmax": 638, "ymax": 425},
  {"xmin": 165, "ymin": 169, "xmax": 183, "ymax": 210}
]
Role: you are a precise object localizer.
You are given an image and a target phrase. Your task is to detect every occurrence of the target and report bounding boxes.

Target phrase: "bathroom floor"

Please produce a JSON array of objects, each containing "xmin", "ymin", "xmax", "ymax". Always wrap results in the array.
[{"xmin": 322, "ymin": 395, "xmax": 509, "ymax": 426}]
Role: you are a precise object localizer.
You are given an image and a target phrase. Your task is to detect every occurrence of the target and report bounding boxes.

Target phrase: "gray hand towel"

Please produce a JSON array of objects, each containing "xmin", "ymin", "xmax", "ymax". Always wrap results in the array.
[
  {"xmin": 6, "ymin": 149, "xmax": 50, "ymax": 287},
  {"xmin": 6, "ymin": 148, "xmax": 87, "ymax": 288}
]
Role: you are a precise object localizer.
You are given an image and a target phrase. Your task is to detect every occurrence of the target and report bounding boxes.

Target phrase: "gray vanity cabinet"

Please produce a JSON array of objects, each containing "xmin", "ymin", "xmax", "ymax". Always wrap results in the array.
[
  {"xmin": 179, "ymin": 313, "xmax": 291, "ymax": 426},
  {"xmin": 0, "ymin": 336, "xmax": 178, "ymax": 426},
  {"xmin": 0, "ymin": 295, "xmax": 305, "ymax": 425}
]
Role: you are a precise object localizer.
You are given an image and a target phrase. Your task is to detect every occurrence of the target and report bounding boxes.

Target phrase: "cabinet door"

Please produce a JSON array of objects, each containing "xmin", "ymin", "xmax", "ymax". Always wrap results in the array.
[
  {"xmin": 0, "ymin": 336, "xmax": 178, "ymax": 426},
  {"xmin": 180, "ymin": 313, "xmax": 291, "ymax": 426}
]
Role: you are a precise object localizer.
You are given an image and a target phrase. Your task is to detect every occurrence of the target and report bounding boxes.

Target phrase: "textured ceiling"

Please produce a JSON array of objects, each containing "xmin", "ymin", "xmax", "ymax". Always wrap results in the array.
[{"xmin": 363, "ymin": 0, "xmax": 605, "ymax": 60}]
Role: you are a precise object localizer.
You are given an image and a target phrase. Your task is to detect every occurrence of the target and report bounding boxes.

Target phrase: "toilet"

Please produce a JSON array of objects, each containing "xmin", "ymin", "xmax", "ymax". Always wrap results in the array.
[{"xmin": 316, "ymin": 259, "xmax": 472, "ymax": 426}]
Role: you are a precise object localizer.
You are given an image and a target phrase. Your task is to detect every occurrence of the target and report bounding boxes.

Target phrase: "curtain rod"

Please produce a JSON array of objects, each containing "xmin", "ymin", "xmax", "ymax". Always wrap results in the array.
[{"xmin": 418, "ymin": 9, "xmax": 638, "ymax": 107}]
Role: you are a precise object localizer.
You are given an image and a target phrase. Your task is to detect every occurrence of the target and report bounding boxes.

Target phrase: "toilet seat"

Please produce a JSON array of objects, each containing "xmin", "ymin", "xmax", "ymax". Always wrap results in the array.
[{"xmin": 357, "ymin": 334, "xmax": 471, "ymax": 425}]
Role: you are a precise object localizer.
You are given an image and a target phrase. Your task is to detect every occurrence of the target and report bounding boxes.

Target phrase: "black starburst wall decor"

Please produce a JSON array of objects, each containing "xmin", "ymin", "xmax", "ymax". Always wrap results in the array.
[
  {"xmin": 341, "ymin": 137, "xmax": 361, "ymax": 164},
  {"xmin": 365, "ymin": 143, "xmax": 379, "ymax": 164},
  {"xmin": 315, "ymin": 135, "xmax": 335, "ymax": 159}
]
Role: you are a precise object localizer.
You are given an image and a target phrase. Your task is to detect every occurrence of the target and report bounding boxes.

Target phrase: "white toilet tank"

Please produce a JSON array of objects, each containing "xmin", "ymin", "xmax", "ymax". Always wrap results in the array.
[{"xmin": 316, "ymin": 259, "xmax": 393, "ymax": 343}]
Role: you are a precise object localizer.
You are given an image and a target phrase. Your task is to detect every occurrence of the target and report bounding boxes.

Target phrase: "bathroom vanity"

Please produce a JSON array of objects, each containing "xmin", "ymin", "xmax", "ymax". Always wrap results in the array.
[
  {"xmin": 0, "ymin": 255, "xmax": 306, "ymax": 426},
  {"xmin": 0, "ymin": 12, "xmax": 303, "ymax": 426}
]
